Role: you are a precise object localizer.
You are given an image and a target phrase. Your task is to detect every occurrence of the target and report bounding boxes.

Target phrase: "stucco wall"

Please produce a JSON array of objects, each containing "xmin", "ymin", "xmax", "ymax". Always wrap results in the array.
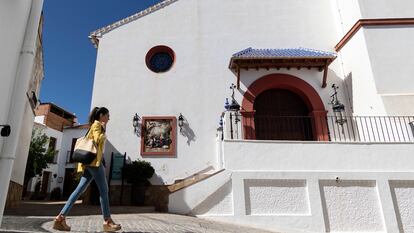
[
  {"xmin": 364, "ymin": 27, "xmax": 414, "ymax": 95},
  {"xmin": 223, "ymin": 140, "xmax": 414, "ymax": 171},
  {"xmin": 390, "ymin": 181, "xmax": 414, "ymax": 233},
  {"xmin": 193, "ymin": 170, "xmax": 414, "ymax": 233},
  {"xmin": 321, "ymin": 180, "xmax": 385, "ymax": 232},
  {"xmin": 333, "ymin": 0, "xmax": 362, "ymax": 35},
  {"xmin": 245, "ymin": 179, "xmax": 310, "ymax": 216},
  {"xmin": 0, "ymin": 0, "xmax": 31, "ymax": 134},
  {"xmin": 358, "ymin": 0, "xmax": 414, "ymax": 19},
  {"xmin": 337, "ymin": 29, "xmax": 386, "ymax": 115},
  {"xmin": 92, "ymin": 0, "xmax": 341, "ymax": 184},
  {"xmin": 10, "ymin": 103, "xmax": 34, "ymax": 185}
]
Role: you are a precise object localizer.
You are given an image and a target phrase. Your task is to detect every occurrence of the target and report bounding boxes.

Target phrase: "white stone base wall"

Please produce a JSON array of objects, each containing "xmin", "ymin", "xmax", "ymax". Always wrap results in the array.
[
  {"xmin": 195, "ymin": 171, "xmax": 414, "ymax": 233},
  {"xmin": 167, "ymin": 140, "xmax": 414, "ymax": 232}
]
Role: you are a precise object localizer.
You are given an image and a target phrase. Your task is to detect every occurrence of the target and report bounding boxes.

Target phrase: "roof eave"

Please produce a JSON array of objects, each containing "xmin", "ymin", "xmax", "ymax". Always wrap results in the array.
[
  {"xmin": 229, "ymin": 56, "xmax": 337, "ymax": 71},
  {"xmin": 88, "ymin": 0, "xmax": 179, "ymax": 48},
  {"xmin": 89, "ymin": 34, "xmax": 100, "ymax": 48}
]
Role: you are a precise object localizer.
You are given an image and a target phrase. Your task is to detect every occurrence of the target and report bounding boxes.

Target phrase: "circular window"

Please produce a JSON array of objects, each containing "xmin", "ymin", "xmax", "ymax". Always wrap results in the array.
[{"xmin": 146, "ymin": 46, "xmax": 175, "ymax": 73}]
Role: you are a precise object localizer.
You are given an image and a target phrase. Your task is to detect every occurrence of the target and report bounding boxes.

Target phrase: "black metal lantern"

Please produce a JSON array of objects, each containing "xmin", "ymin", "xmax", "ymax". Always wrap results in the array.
[
  {"xmin": 178, "ymin": 113, "xmax": 185, "ymax": 132},
  {"xmin": 228, "ymin": 83, "xmax": 240, "ymax": 111},
  {"xmin": 330, "ymin": 84, "xmax": 347, "ymax": 125},
  {"xmin": 0, "ymin": 125, "xmax": 11, "ymax": 137},
  {"xmin": 132, "ymin": 113, "xmax": 140, "ymax": 133}
]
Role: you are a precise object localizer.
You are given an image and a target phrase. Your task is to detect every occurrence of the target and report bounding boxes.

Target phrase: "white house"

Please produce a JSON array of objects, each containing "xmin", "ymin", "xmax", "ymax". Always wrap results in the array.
[
  {"xmin": 0, "ymin": 0, "xmax": 44, "ymax": 225},
  {"xmin": 25, "ymin": 103, "xmax": 88, "ymax": 200},
  {"xmin": 88, "ymin": 0, "xmax": 414, "ymax": 232}
]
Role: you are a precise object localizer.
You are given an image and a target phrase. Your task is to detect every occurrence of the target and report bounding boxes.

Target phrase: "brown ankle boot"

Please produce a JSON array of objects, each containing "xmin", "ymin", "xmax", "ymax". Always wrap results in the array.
[
  {"xmin": 53, "ymin": 216, "xmax": 71, "ymax": 231},
  {"xmin": 103, "ymin": 219, "xmax": 121, "ymax": 232}
]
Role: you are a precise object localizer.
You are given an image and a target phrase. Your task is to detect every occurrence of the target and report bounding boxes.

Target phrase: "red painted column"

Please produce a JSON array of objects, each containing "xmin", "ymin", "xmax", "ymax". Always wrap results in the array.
[{"xmin": 310, "ymin": 110, "xmax": 329, "ymax": 141}]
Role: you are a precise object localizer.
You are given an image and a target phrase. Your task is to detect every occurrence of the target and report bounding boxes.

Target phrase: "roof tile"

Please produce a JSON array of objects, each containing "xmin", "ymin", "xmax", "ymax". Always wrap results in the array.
[{"xmin": 232, "ymin": 47, "xmax": 336, "ymax": 58}]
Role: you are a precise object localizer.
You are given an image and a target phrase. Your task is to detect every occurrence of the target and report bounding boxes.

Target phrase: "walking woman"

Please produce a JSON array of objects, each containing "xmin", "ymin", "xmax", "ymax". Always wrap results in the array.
[{"xmin": 53, "ymin": 107, "xmax": 121, "ymax": 232}]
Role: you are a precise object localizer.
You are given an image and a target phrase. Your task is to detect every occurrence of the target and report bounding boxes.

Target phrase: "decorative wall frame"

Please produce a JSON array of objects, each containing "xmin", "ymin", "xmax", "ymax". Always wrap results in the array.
[{"xmin": 141, "ymin": 116, "xmax": 177, "ymax": 156}]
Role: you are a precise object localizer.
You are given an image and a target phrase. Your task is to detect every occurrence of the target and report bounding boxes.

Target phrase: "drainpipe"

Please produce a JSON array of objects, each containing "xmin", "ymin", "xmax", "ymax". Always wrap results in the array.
[{"xmin": 0, "ymin": 0, "xmax": 44, "ymax": 225}]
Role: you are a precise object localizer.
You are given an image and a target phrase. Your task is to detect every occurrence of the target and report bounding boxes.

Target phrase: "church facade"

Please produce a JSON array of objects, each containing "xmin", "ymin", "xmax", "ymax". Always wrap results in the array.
[{"xmin": 89, "ymin": 1, "xmax": 414, "ymax": 232}]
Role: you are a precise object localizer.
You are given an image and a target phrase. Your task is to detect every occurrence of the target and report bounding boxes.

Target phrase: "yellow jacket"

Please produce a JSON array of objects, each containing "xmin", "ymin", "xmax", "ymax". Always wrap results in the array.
[{"xmin": 77, "ymin": 120, "xmax": 106, "ymax": 173}]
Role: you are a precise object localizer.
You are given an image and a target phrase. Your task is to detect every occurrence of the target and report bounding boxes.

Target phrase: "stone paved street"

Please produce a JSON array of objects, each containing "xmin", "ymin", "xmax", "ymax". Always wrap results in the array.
[{"xmin": 0, "ymin": 201, "xmax": 277, "ymax": 233}]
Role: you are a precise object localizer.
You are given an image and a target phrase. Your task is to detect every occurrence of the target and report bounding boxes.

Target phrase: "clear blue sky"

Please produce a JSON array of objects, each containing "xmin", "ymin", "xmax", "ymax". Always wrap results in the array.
[{"xmin": 41, "ymin": 0, "xmax": 162, "ymax": 124}]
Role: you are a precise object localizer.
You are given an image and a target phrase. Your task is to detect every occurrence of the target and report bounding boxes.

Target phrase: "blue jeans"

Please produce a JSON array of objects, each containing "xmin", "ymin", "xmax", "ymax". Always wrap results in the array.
[{"xmin": 60, "ymin": 165, "xmax": 111, "ymax": 219}]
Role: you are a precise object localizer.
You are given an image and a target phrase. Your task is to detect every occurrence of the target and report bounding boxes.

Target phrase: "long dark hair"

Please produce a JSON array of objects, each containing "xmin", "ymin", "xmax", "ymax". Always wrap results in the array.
[{"xmin": 88, "ymin": 107, "xmax": 109, "ymax": 125}]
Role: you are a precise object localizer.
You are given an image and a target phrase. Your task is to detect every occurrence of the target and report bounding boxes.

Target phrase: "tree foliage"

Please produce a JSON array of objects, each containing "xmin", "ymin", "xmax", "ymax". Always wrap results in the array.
[{"xmin": 24, "ymin": 128, "xmax": 55, "ymax": 183}]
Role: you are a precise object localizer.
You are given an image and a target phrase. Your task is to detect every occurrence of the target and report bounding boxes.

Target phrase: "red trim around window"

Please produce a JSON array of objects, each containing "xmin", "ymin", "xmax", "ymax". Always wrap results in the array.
[{"xmin": 145, "ymin": 45, "xmax": 175, "ymax": 73}]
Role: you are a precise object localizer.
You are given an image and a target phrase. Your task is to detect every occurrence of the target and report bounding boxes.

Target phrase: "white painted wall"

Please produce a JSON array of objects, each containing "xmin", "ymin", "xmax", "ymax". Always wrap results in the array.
[
  {"xmin": 333, "ymin": 0, "xmax": 362, "ymax": 35},
  {"xmin": 358, "ymin": 0, "xmax": 414, "ymax": 19},
  {"xmin": 0, "ymin": 0, "xmax": 43, "ymax": 224},
  {"xmin": 223, "ymin": 140, "xmax": 414, "ymax": 171},
  {"xmin": 179, "ymin": 140, "xmax": 414, "ymax": 232},
  {"xmin": 92, "ymin": 0, "xmax": 340, "ymax": 184},
  {"xmin": 10, "ymin": 103, "xmax": 35, "ymax": 186},
  {"xmin": 364, "ymin": 27, "xmax": 414, "ymax": 95},
  {"xmin": 334, "ymin": 1, "xmax": 414, "ymax": 117},
  {"xmin": 92, "ymin": 1, "xmax": 414, "ymax": 231},
  {"xmin": 337, "ymin": 30, "xmax": 386, "ymax": 115},
  {"xmin": 202, "ymin": 171, "xmax": 411, "ymax": 233}
]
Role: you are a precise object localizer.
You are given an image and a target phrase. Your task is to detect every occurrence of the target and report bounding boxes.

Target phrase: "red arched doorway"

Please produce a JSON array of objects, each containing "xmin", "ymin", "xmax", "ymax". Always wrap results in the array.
[{"xmin": 241, "ymin": 73, "xmax": 329, "ymax": 141}]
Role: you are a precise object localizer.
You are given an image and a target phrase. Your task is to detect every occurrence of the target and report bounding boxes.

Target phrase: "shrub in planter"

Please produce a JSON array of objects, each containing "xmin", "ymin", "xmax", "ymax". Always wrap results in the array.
[{"xmin": 122, "ymin": 159, "xmax": 155, "ymax": 205}]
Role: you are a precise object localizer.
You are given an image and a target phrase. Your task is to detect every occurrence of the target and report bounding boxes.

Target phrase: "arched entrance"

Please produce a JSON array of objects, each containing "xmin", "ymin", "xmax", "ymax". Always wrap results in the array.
[
  {"xmin": 254, "ymin": 89, "xmax": 313, "ymax": 140},
  {"xmin": 241, "ymin": 73, "xmax": 329, "ymax": 141}
]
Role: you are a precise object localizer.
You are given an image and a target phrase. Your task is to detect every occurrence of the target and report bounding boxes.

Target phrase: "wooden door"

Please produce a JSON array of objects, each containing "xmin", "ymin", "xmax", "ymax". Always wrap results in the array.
[
  {"xmin": 254, "ymin": 89, "xmax": 313, "ymax": 140},
  {"xmin": 41, "ymin": 171, "xmax": 51, "ymax": 195}
]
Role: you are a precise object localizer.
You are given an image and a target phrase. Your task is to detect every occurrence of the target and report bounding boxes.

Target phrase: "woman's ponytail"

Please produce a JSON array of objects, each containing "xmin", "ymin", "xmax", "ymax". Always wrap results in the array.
[
  {"xmin": 88, "ymin": 107, "xmax": 109, "ymax": 125},
  {"xmin": 88, "ymin": 107, "xmax": 100, "ymax": 125}
]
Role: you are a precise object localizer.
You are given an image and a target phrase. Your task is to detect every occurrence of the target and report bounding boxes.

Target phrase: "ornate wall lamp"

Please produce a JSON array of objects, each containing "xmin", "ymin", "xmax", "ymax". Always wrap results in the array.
[
  {"xmin": 0, "ymin": 125, "xmax": 11, "ymax": 137},
  {"xmin": 228, "ymin": 83, "xmax": 240, "ymax": 111},
  {"xmin": 178, "ymin": 113, "xmax": 186, "ymax": 132},
  {"xmin": 330, "ymin": 84, "xmax": 347, "ymax": 125},
  {"xmin": 132, "ymin": 113, "xmax": 141, "ymax": 134}
]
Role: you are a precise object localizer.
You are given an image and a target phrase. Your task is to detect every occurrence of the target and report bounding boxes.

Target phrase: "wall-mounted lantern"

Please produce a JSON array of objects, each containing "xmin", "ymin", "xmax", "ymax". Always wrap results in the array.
[
  {"xmin": 228, "ymin": 83, "xmax": 240, "ymax": 111},
  {"xmin": 178, "ymin": 113, "xmax": 186, "ymax": 132},
  {"xmin": 330, "ymin": 84, "xmax": 347, "ymax": 125},
  {"xmin": 0, "ymin": 125, "xmax": 11, "ymax": 137},
  {"xmin": 132, "ymin": 113, "xmax": 141, "ymax": 133}
]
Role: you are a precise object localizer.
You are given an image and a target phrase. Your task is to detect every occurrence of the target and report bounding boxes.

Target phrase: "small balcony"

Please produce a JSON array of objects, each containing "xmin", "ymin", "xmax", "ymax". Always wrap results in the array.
[{"xmin": 221, "ymin": 112, "xmax": 414, "ymax": 143}]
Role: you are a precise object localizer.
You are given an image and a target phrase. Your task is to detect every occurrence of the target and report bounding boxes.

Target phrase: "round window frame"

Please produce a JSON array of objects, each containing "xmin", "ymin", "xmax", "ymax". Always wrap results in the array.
[{"xmin": 145, "ymin": 45, "xmax": 175, "ymax": 73}]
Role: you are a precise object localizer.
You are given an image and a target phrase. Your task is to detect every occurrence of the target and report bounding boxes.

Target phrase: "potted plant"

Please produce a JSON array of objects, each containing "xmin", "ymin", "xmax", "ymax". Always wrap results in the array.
[{"xmin": 122, "ymin": 159, "xmax": 155, "ymax": 205}]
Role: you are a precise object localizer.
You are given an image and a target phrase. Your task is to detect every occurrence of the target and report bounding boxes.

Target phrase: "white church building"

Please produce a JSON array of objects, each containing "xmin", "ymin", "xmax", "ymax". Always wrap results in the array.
[{"xmin": 88, "ymin": 0, "xmax": 414, "ymax": 232}]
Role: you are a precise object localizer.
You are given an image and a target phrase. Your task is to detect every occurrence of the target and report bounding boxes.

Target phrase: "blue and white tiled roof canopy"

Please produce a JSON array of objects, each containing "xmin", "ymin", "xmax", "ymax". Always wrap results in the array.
[
  {"xmin": 232, "ymin": 47, "xmax": 336, "ymax": 59},
  {"xmin": 229, "ymin": 47, "xmax": 337, "ymax": 88}
]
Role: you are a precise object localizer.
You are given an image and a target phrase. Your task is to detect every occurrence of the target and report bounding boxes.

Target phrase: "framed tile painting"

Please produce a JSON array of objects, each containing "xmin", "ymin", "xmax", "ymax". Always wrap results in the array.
[{"xmin": 141, "ymin": 116, "xmax": 177, "ymax": 156}]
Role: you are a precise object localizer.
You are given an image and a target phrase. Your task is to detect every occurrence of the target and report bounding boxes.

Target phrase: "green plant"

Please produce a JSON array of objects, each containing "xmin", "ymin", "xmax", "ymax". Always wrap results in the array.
[
  {"xmin": 24, "ymin": 128, "xmax": 55, "ymax": 194},
  {"xmin": 123, "ymin": 159, "xmax": 155, "ymax": 186}
]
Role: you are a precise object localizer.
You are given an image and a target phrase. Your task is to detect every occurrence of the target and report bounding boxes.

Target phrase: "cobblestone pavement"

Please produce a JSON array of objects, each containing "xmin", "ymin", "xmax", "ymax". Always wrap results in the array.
[
  {"xmin": 1, "ymin": 214, "xmax": 276, "ymax": 233},
  {"xmin": 1, "ymin": 201, "xmax": 277, "ymax": 233}
]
